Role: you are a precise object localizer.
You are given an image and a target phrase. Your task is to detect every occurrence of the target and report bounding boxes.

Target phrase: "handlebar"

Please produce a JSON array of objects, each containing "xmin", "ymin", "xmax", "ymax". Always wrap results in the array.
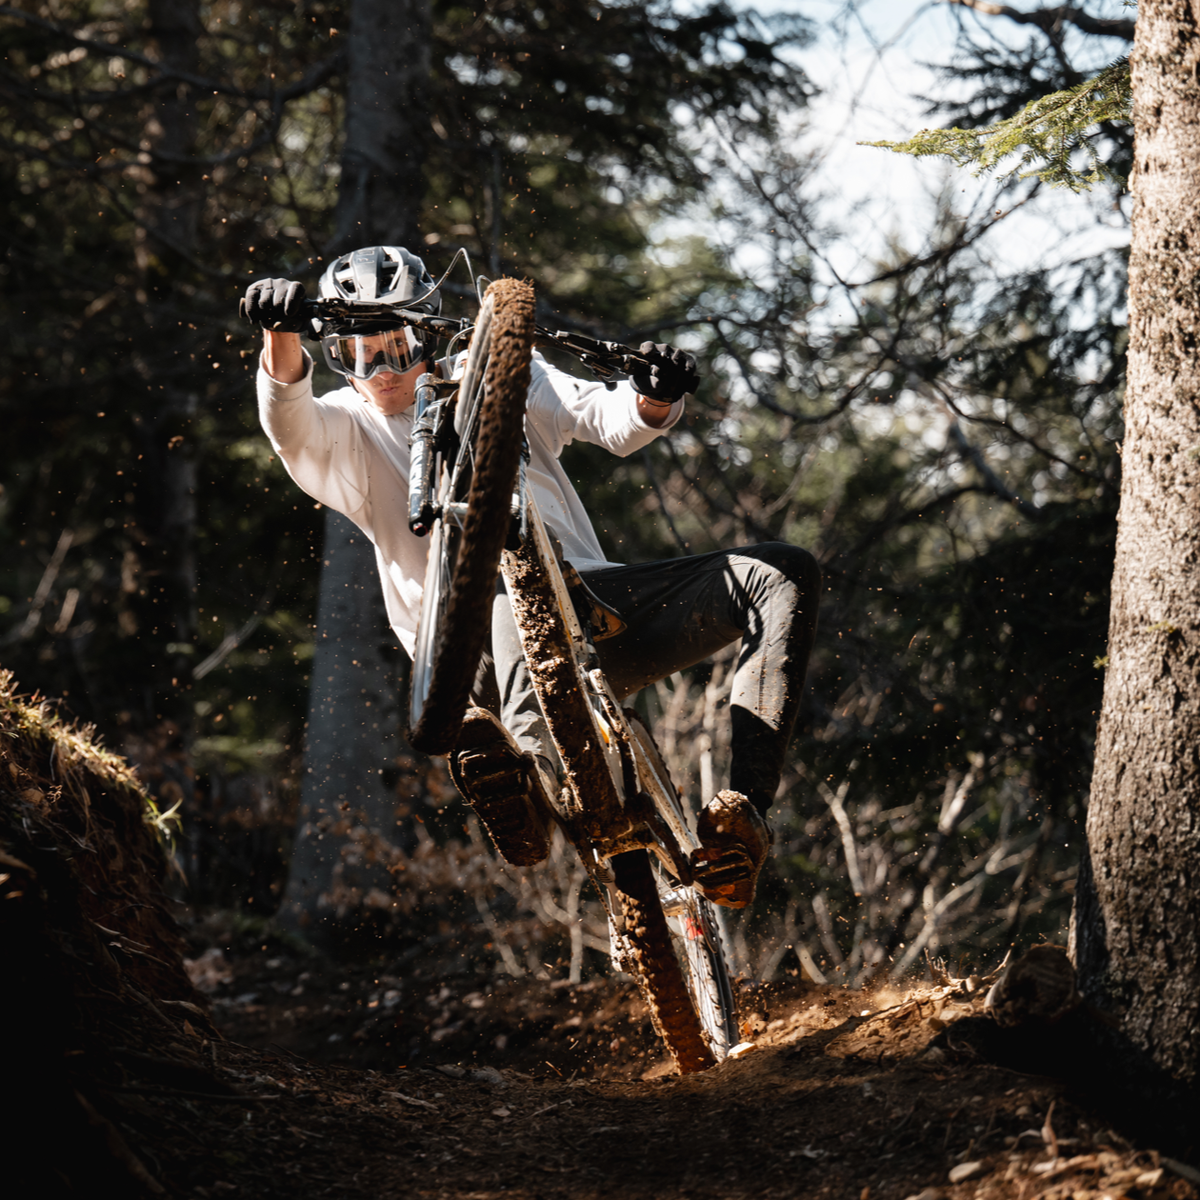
[
  {"xmin": 301, "ymin": 298, "xmax": 468, "ymax": 342},
  {"xmin": 533, "ymin": 328, "xmax": 656, "ymax": 382},
  {"xmin": 300, "ymin": 297, "xmax": 657, "ymax": 383}
]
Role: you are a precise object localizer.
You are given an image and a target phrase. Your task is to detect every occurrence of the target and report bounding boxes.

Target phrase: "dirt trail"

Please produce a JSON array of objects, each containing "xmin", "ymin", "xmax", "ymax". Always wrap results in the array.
[
  {"xmin": 168, "ymin": 940, "xmax": 1198, "ymax": 1200},
  {"xmin": 3, "ymin": 672, "xmax": 1195, "ymax": 1200}
]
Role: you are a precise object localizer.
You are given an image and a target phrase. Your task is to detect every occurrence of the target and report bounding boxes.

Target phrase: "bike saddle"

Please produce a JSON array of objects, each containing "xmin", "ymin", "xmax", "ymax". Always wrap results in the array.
[
  {"xmin": 541, "ymin": 528, "xmax": 626, "ymax": 641},
  {"xmin": 561, "ymin": 561, "xmax": 627, "ymax": 641}
]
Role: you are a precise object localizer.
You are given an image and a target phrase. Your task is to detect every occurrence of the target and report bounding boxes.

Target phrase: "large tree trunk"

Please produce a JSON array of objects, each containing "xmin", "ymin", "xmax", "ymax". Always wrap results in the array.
[
  {"xmin": 279, "ymin": 513, "xmax": 409, "ymax": 948},
  {"xmin": 281, "ymin": 0, "xmax": 431, "ymax": 942},
  {"xmin": 330, "ymin": 0, "xmax": 431, "ymax": 254},
  {"xmin": 122, "ymin": 0, "xmax": 204, "ymax": 819},
  {"xmin": 1072, "ymin": 0, "xmax": 1200, "ymax": 1088}
]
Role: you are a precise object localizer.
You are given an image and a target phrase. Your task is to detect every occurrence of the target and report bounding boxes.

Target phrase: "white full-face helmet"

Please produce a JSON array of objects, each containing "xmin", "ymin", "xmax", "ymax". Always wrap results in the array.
[{"xmin": 317, "ymin": 245, "xmax": 442, "ymax": 381}]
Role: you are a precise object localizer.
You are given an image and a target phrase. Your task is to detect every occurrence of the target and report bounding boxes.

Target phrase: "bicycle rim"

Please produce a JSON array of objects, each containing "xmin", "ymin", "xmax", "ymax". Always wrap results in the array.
[
  {"xmin": 408, "ymin": 278, "xmax": 533, "ymax": 755},
  {"xmin": 656, "ymin": 867, "xmax": 739, "ymax": 1060}
]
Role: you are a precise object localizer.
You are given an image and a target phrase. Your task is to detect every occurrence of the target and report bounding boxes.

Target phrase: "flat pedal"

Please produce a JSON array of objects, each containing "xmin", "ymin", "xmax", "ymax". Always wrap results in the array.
[{"xmin": 691, "ymin": 852, "xmax": 754, "ymax": 888}]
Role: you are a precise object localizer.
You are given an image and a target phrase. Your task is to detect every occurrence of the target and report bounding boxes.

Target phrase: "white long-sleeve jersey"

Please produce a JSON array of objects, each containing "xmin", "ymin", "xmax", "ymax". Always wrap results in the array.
[{"xmin": 257, "ymin": 350, "xmax": 682, "ymax": 657}]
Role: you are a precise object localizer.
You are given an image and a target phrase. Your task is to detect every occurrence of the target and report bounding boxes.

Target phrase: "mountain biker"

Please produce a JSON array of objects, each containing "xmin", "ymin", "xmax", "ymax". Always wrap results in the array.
[{"xmin": 243, "ymin": 244, "xmax": 820, "ymax": 908}]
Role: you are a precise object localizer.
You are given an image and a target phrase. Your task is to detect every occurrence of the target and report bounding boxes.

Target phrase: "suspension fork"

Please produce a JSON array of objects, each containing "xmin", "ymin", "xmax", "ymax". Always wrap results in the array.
[{"xmin": 407, "ymin": 373, "xmax": 458, "ymax": 537}]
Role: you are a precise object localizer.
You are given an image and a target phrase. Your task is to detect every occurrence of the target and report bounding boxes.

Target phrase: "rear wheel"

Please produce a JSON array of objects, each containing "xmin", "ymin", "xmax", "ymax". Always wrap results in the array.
[
  {"xmin": 656, "ymin": 867, "xmax": 739, "ymax": 1061},
  {"xmin": 408, "ymin": 278, "xmax": 534, "ymax": 755},
  {"xmin": 610, "ymin": 849, "xmax": 723, "ymax": 1074},
  {"xmin": 619, "ymin": 712, "xmax": 739, "ymax": 1062}
]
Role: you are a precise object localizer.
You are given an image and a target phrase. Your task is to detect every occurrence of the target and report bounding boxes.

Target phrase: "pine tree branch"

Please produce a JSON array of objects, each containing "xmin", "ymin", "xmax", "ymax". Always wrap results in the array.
[{"xmin": 864, "ymin": 57, "xmax": 1130, "ymax": 191}]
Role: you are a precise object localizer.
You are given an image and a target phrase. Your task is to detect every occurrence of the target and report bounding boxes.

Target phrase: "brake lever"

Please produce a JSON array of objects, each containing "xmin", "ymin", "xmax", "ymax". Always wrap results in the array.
[{"xmin": 536, "ymin": 328, "xmax": 654, "ymax": 380}]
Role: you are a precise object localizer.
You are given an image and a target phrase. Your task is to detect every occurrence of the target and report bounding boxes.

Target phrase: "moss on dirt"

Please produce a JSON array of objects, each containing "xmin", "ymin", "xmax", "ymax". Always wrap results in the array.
[{"xmin": 1, "ymin": 669, "xmax": 211, "ymax": 1195}]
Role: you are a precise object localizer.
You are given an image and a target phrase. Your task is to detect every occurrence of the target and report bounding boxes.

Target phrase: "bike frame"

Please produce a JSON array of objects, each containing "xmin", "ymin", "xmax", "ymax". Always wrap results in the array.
[
  {"xmin": 502, "ymin": 499, "xmax": 698, "ymax": 873},
  {"xmin": 491, "ymin": 439, "xmax": 739, "ymax": 1064},
  {"xmin": 307, "ymin": 277, "xmax": 738, "ymax": 1068}
]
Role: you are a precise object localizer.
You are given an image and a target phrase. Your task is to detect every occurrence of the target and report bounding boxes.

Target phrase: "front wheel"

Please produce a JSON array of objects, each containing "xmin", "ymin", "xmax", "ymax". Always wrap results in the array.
[{"xmin": 408, "ymin": 278, "xmax": 534, "ymax": 756}]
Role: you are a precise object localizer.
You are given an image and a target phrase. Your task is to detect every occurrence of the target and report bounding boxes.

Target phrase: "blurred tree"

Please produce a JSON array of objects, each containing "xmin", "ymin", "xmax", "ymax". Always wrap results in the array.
[
  {"xmin": 280, "ymin": 0, "xmax": 429, "ymax": 948},
  {"xmin": 0, "ymin": 0, "xmax": 344, "ymax": 879}
]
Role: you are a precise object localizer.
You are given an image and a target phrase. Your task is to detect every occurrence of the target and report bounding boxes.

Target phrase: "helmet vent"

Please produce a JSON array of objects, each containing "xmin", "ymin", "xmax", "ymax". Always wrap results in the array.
[{"xmin": 317, "ymin": 245, "xmax": 442, "ymax": 338}]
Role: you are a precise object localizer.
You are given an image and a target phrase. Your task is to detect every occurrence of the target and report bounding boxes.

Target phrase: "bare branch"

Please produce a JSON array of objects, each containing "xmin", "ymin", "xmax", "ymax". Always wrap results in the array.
[
  {"xmin": 817, "ymin": 776, "xmax": 866, "ymax": 897},
  {"xmin": 861, "ymin": 190, "xmax": 1040, "ymax": 288},
  {"xmin": 9, "ymin": 528, "xmax": 74, "ymax": 643},
  {"xmin": 943, "ymin": 0, "xmax": 1135, "ymax": 42},
  {"xmin": 840, "ymin": 484, "xmax": 994, "ymax": 563},
  {"xmin": 193, "ymin": 616, "xmax": 261, "ymax": 680},
  {"xmin": 933, "ymin": 375, "xmax": 1107, "ymax": 484},
  {"xmin": 944, "ymin": 412, "xmax": 1041, "ymax": 518}
]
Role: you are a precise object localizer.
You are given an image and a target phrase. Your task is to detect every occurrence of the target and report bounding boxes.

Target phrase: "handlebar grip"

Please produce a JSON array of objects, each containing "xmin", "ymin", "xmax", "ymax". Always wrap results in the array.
[{"xmin": 239, "ymin": 295, "xmax": 318, "ymax": 334}]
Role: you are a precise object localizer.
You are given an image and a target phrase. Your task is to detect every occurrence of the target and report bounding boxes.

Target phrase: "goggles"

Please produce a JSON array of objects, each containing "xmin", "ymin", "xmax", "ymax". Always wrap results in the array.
[{"xmin": 321, "ymin": 326, "xmax": 423, "ymax": 380}]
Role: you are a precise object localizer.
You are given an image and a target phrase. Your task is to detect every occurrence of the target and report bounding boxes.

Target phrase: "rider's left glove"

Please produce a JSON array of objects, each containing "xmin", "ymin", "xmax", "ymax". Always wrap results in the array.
[
  {"xmin": 240, "ymin": 278, "xmax": 311, "ymax": 333},
  {"xmin": 632, "ymin": 342, "xmax": 700, "ymax": 404}
]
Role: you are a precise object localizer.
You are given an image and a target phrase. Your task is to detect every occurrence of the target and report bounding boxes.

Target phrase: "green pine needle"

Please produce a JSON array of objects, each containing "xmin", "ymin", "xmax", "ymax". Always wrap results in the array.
[{"xmin": 864, "ymin": 57, "xmax": 1130, "ymax": 192}]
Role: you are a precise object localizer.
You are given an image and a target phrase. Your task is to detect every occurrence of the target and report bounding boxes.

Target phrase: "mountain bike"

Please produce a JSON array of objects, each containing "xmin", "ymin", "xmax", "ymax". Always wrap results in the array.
[{"xmin": 308, "ymin": 275, "xmax": 739, "ymax": 1074}]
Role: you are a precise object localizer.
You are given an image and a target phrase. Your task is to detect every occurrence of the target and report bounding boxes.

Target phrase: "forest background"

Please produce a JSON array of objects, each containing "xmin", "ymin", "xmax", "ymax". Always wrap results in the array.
[{"xmin": 0, "ymin": 0, "xmax": 1135, "ymax": 987}]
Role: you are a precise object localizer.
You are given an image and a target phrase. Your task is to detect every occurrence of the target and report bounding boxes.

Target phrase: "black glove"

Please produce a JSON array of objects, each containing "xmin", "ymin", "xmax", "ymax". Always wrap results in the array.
[
  {"xmin": 240, "ymin": 278, "xmax": 310, "ymax": 333},
  {"xmin": 631, "ymin": 342, "xmax": 699, "ymax": 403}
]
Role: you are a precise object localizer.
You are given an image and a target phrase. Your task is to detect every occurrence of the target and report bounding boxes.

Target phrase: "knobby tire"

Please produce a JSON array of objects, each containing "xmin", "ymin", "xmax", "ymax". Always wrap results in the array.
[
  {"xmin": 611, "ymin": 849, "xmax": 717, "ymax": 1074},
  {"xmin": 408, "ymin": 278, "xmax": 534, "ymax": 755},
  {"xmin": 621, "ymin": 710, "xmax": 739, "ymax": 1061}
]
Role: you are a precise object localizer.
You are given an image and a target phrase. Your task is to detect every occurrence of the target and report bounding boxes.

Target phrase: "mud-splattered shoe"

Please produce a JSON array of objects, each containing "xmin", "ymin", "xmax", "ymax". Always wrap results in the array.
[
  {"xmin": 450, "ymin": 708, "xmax": 553, "ymax": 867},
  {"xmin": 690, "ymin": 790, "xmax": 772, "ymax": 909}
]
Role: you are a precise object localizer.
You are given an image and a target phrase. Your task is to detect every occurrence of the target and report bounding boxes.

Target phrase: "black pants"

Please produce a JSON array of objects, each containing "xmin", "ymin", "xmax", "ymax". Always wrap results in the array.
[{"xmin": 473, "ymin": 542, "xmax": 821, "ymax": 817}]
